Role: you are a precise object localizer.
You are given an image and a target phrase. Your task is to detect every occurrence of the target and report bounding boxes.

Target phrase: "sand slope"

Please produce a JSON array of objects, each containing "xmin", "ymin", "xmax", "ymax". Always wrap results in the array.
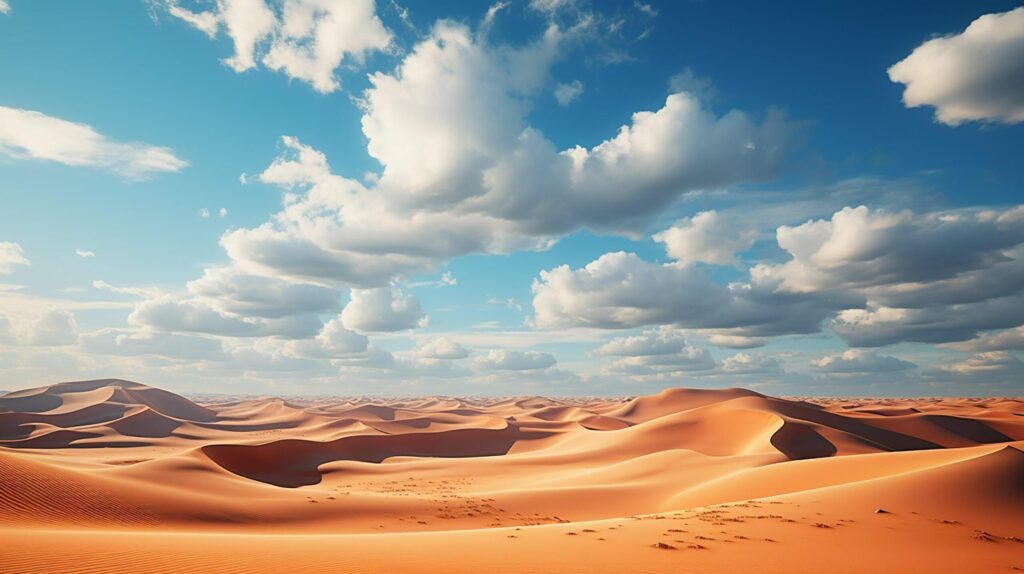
[{"xmin": 1, "ymin": 379, "xmax": 1021, "ymax": 573}]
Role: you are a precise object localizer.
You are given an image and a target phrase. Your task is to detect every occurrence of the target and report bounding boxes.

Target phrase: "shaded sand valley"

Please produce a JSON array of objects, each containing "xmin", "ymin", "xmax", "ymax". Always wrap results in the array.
[{"xmin": 1, "ymin": 379, "xmax": 1022, "ymax": 573}]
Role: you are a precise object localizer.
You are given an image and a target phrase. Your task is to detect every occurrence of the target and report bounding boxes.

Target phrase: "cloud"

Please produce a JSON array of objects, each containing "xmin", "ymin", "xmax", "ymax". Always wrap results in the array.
[
  {"xmin": 811, "ymin": 349, "xmax": 916, "ymax": 373},
  {"xmin": 159, "ymin": 0, "xmax": 392, "ymax": 93},
  {"xmin": 888, "ymin": 7, "xmax": 1024, "ymax": 125},
  {"xmin": 597, "ymin": 328, "xmax": 687, "ymax": 356},
  {"xmin": 219, "ymin": 207, "xmax": 228, "ymax": 218},
  {"xmin": 0, "ymin": 106, "xmax": 187, "ymax": 179},
  {"xmin": 80, "ymin": 328, "xmax": 225, "ymax": 361},
  {"xmin": 653, "ymin": 210, "xmax": 759, "ymax": 265},
  {"xmin": 668, "ymin": 67, "xmax": 716, "ymax": 103},
  {"xmin": 604, "ymin": 342, "xmax": 716, "ymax": 376},
  {"xmin": 939, "ymin": 351, "xmax": 1024, "ymax": 377},
  {"xmin": 475, "ymin": 348, "xmax": 556, "ymax": 370},
  {"xmin": 199, "ymin": 208, "xmax": 211, "ymax": 218},
  {"xmin": 219, "ymin": 23, "xmax": 791, "ymax": 288},
  {"xmin": 944, "ymin": 326, "xmax": 1024, "ymax": 352},
  {"xmin": 129, "ymin": 295, "xmax": 320, "ymax": 338},
  {"xmin": 554, "ymin": 79, "xmax": 583, "ymax": 105},
  {"xmin": 0, "ymin": 309, "xmax": 78, "ymax": 347},
  {"xmin": 75, "ymin": 249, "xmax": 95, "ymax": 258},
  {"xmin": 0, "ymin": 242, "xmax": 29, "ymax": 274},
  {"xmin": 417, "ymin": 336, "xmax": 469, "ymax": 359},
  {"xmin": 340, "ymin": 287, "xmax": 426, "ymax": 332},
  {"xmin": 721, "ymin": 352, "xmax": 781, "ymax": 374},
  {"xmin": 286, "ymin": 316, "xmax": 369, "ymax": 358},
  {"xmin": 0, "ymin": 1, "xmax": 10, "ymax": 15},
  {"xmin": 531, "ymin": 251, "xmax": 845, "ymax": 336},
  {"xmin": 92, "ymin": 280, "xmax": 163, "ymax": 299},
  {"xmin": 187, "ymin": 266, "xmax": 341, "ymax": 319}
]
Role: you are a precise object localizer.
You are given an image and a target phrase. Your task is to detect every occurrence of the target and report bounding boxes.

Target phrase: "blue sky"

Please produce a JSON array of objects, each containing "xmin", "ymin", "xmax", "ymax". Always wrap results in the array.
[{"xmin": 1, "ymin": 0, "xmax": 1022, "ymax": 396}]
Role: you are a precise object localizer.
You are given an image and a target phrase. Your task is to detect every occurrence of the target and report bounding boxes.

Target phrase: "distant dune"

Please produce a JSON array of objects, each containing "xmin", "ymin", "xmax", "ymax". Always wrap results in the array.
[{"xmin": 1, "ymin": 379, "xmax": 1022, "ymax": 573}]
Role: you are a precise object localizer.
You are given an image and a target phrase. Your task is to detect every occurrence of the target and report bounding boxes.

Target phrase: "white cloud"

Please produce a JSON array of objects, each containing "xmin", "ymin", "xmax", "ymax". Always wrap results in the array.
[
  {"xmin": 0, "ymin": 1, "xmax": 10, "ymax": 15},
  {"xmin": 92, "ymin": 279, "xmax": 163, "ymax": 299},
  {"xmin": 286, "ymin": 316, "xmax": 368, "ymax": 358},
  {"xmin": 945, "ymin": 326, "xmax": 1024, "ymax": 352},
  {"xmin": 604, "ymin": 342, "xmax": 715, "ymax": 376},
  {"xmin": 653, "ymin": 210, "xmax": 759, "ymax": 265},
  {"xmin": 80, "ymin": 328, "xmax": 225, "ymax": 361},
  {"xmin": 199, "ymin": 208, "xmax": 211, "ymax": 218},
  {"xmin": 129, "ymin": 295, "xmax": 320, "ymax": 338},
  {"xmin": 888, "ymin": 7, "xmax": 1024, "ymax": 125},
  {"xmin": 340, "ymin": 287, "xmax": 426, "ymax": 332},
  {"xmin": 940, "ymin": 351, "xmax": 1024, "ymax": 376},
  {"xmin": 417, "ymin": 336, "xmax": 469, "ymax": 359},
  {"xmin": 160, "ymin": 0, "xmax": 392, "ymax": 93},
  {"xmin": 554, "ymin": 79, "xmax": 583, "ymax": 105},
  {"xmin": 0, "ymin": 242, "xmax": 29, "ymax": 274},
  {"xmin": 0, "ymin": 309, "xmax": 79, "ymax": 347},
  {"xmin": 811, "ymin": 349, "xmax": 916, "ymax": 373},
  {"xmin": 219, "ymin": 207, "xmax": 228, "ymax": 218},
  {"xmin": 597, "ymin": 328, "xmax": 686, "ymax": 356},
  {"xmin": 217, "ymin": 22, "xmax": 790, "ymax": 291},
  {"xmin": 75, "ymin": 248, "xmax": 95, "ymax": 258},
  {"xmin": 0, "ymin": 106, "xmax": 188, "ymax": 179},
  {"xmin": 721, "ymin": 352, "xmax": 780, "ymax": 375},
  {"xmin": 187, "ymin": 266, "xmax": 341, "ymax": 319},
  {"xmin": 475, "ymin": 348, "xmax": 556, "ymax": 370}
]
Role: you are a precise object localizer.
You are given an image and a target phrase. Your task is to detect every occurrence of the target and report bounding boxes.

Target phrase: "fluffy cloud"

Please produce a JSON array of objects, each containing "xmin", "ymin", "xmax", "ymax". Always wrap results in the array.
[
  {"xmin": 340, "ymin": 287, "xmax": 426, "ymax": 332},
  {"xmin": 604, "ymin": 343, "xmax": 715, "ymax": 376},
  {"xmin": 417, "ymin": 337, "xmax": 470, "ymax": 359},
  {"xmin": 218, "ymin": 22, "xmax": 791, "ymax": 288},
  {"xmin": 286, "ymin": 316, "xmax": 368, "ymax": 358},
  {"xmin": 760, "ymin": 205, "xmax": 1024, "ymax": 294},
  {"xmin": 554, "ymin": 79, "xmax": 583, "ymax": 105},
  {"xmin": 888, "ymin": 7, "xmax": 1024, "ymax": 125},
  {"xmin": 945, "ymin": 326, "xmax": 1024, "ymax": 352},
  {"xmin": 811, "ymin": 349, "xmax": 916, "ymax": 373},
  {"xmin": 475, "ymin": 349, "xmax": 557, "ymax": 370},
  {"xmin": 0, "ymin": 242, "xmax": 29, "ymax": 274},
  {"xmin": 597, "ymin": 328, "xmax": 687, "ymax": 356},
  {"xmin": 75, "ymin": 249, "xmax": 95, "ymax": 258},
  {"xmin": 531, "ymin": 251, "xmax": 846, "ymax": 337},
  {"xmin": 80, "ymin": 329, "xmax": 226, "ymax": 361},
  {"xmin": 0, "ymin": 1, "xmax": 9, "ymax": 15},
  {"xmin": 160, "ymin": 0, "xmax": 392, "ymax": 93},
  {"xmin": 939, "ymin": 351, "xmax": 1024, "ymax": 377},
  {"xmin": 187, "ymin": 266, "xmax": 340, "ymax": 319},
  {"xmin": 653, "ymin": 210, "xmax": 759, "ymax": 265},
  {"xmin": 0, "ymin": 309, "xmax": 78, "ymax": 347},
  {"xmin": 535, "ymin": 204, "xmax": 1024, "ymax": 349},
  {"xmin": 129, "ymin": 295, "xmax": 320, "ymax": 338},
  {"xmin": 720, "ymin": 352, "xmax": 781, "ymax": 375},
  {"xmin": 0, "ymin": 106, "xmax": 187, "ymax": 179}
]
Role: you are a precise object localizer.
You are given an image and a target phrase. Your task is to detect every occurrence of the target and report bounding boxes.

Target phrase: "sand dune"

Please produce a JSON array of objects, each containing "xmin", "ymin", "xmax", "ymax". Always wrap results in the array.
[{"xmin": 1, "ymin": 379, "xmax": 1021, "ymax": 573}]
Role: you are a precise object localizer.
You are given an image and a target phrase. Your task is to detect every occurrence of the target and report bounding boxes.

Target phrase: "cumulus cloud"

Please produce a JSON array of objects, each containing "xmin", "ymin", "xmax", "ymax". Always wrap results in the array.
[
  {"xmin": 653, "ymin": 210, "xmax": 759, "ymax": 265},
  {"xmin": 218, "ymin": 22, "xmax": 790, "ymax": 288},
  {"xmin": 554, "ymin": 79, "xmax": 583, "ymax": 105},
  {"xmin": 604, "ymin": 342, "xmax": 715, "ymax": 376},
  {"xmin": 888, "ymin": 7, "xmax": 1024, "ymax": 125},
  {"xmin": 187, "ymin": 266, "xmax": 341, "ymax": 319},
  {"xmin": 721, "ymin": 352, "xmax": 780, "ymax": 375},
  {"xmin": 286, "ymin": 316, "xmax": 368, "ymax": 358},
  {"xmin": 0, "ymin": 242, "xmax": 29, "ymax": 274},
  {"xmin": 0, "ymin": 1, "xmax": 10, "ymax": 15},
  {"xmin": 945, "ymin": 326, "xmax": 1024, "ymax": 352},
  {"xmin": 0, "ymin": 106, "xmax": 187, "ymax": 179},
  {"xmin": 475, "ymin": 348, "xmax": 557, "ymax": 370},
  {"xmin": 0, "ymin": 309, "xmax": 79, "ymax": 347},
  {"xmin": 531, "ymin": 251, "xmax": 847, "ymax": 337},
  {"xmin": 129, "ymin": 295, "xmax": 320, "ymax": 338},
  {"xmin": 340, "ymin": 287, "xmax": 426, "ymax": 332},
  {"xmin": 159, "ymin": 0, "xmax": 392, "ymax": 93},
  {"xmin": 811, "ymin": 349, "xmax": 916, "ymax": 373},
  {"xmin": 939, "ymin": 351, "xmax": 1024, "ymax": 377},
  {"xmin": 597, "ymin": 328, "xmax": 686, "ymax": 356},
  {"xmin": 80, "ymin": 329, "xmax": 226, "ymax": 361},
  {"xmin": 417, "ymin": 336, "xmax": 470, "ymax": 359}
]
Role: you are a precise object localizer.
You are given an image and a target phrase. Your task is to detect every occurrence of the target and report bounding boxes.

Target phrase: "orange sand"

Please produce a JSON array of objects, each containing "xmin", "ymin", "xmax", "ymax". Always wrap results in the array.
[{"xmin": 1, "ymin": 379, "xmax": 1021, "ymax": 573}]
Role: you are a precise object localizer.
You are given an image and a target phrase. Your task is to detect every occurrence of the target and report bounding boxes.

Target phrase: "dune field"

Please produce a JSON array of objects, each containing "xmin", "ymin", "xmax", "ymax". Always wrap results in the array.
[{"xmin": 0, "ymin": 378, "xmax": 1022, "ymax": 573}]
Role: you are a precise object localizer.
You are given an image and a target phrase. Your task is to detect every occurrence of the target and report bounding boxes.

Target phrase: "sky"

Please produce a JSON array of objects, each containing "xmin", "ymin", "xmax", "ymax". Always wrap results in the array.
[{"xmin": 1, "ymin": 0, "xmax": 1023, "ymax": 397}]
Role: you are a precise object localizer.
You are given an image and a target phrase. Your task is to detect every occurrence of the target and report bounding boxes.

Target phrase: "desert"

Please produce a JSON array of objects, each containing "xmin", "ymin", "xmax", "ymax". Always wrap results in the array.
[{"xmin": 1, "ymin": 378, "xmax": 1021, "ymax": 573}]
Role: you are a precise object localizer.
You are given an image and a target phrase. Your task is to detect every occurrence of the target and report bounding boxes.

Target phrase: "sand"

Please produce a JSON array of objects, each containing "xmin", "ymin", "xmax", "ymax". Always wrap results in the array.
[{"xmin": 1, "ymin": 379, "xmax": 1021, "ymax": 573}]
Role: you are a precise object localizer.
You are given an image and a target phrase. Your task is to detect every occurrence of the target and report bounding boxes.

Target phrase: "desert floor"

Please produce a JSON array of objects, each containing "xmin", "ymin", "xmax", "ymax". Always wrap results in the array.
[{"xmin": 1, "ymin": 379, "xmax": 1022, "ymax": 573}]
